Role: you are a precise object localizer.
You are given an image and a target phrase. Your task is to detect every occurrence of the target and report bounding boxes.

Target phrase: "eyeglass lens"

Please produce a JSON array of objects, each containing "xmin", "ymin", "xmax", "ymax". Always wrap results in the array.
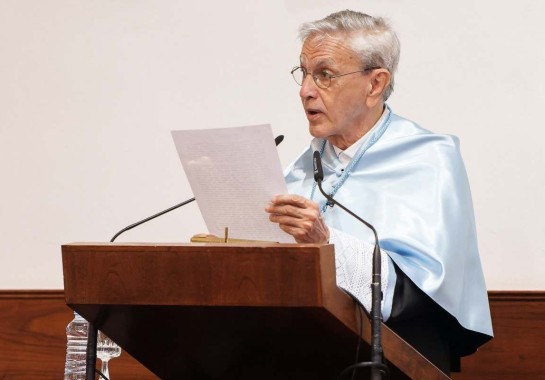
[{"xmin": 292, "ymin": 67, "xmax": 329, "ymax": 88}]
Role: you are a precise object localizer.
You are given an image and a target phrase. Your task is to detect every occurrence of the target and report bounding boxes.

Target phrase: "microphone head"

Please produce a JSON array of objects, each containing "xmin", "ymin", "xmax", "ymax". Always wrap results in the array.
[
  {"xmin": 274, "ymin": 135, "xmax": 284, "ymax": 146},
  {"xmin": 313, "ymin": 150, "xmax": 324, "ymax": 183}
]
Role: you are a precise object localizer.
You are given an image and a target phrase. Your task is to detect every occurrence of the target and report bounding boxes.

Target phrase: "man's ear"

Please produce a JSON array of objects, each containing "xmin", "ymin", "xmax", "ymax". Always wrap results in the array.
[{"xmin": 366, "ymin": 69, "xmax": 390, "ymax": 107}]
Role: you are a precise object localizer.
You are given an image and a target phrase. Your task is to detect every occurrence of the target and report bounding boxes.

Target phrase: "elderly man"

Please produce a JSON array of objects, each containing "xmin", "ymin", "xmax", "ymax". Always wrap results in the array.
[{"xmin": 266, "ymin": 10, "xmax": 493, "ymax": 374}]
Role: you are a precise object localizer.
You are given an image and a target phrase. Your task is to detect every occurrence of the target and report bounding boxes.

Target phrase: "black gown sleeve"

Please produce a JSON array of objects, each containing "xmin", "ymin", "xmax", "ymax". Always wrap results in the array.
[{"xmin": 386, "ymin": 261, "xmax": 492, "ymax": 374}]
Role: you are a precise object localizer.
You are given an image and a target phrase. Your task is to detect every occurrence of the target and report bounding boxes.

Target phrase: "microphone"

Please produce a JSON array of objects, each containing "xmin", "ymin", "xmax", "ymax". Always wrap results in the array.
[
  {"xmin": 109, "ymin": 134, "xmax": 285, "ymax": 242},
  {"xmin": 313, "ymin": 151, "xmax": 387, "ymax": 380}
]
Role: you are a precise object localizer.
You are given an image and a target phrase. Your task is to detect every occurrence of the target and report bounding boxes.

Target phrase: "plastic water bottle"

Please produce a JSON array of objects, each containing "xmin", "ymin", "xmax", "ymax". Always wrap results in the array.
[{"xmin": 64, "ymin": 311, "xmax": 88, "ymax": 379}]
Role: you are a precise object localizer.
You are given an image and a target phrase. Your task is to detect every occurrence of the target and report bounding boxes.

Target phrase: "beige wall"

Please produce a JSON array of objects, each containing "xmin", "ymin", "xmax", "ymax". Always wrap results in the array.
[{"xmin": 1, "ymin": 0, "xmax": 543, "ymax": 289}]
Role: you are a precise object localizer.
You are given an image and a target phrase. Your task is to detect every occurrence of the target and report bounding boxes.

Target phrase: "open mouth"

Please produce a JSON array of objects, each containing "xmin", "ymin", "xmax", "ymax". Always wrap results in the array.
[{"xmin": 306, "ymin": 109, "xmax": 322, "ymax": 117}]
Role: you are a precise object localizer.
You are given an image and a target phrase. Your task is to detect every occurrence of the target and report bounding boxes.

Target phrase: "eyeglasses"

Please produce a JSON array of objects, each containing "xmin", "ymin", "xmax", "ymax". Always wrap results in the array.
[{"xmin": 290, "ymin": 66, "xmax": 381, "ymax": 89}]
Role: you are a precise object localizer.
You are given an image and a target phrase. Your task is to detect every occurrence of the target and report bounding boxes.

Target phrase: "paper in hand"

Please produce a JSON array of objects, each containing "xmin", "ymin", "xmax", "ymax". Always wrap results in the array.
[{"xmin": 171, "ymin": 124, "xmax": 293, "ymax": 243}]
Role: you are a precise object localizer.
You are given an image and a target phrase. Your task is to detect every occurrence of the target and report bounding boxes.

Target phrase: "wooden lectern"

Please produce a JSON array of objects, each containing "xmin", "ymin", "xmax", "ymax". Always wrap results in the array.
[{"xmin": 62, "ymin": 243, "xmax": 449, "ymax": 379}]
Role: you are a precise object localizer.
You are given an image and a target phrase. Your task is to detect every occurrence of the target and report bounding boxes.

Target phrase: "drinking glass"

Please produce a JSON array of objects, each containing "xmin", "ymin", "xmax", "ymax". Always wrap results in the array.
[{"xmin": 97, "ymin": 330, "xmax": 121, "ymax": 379}]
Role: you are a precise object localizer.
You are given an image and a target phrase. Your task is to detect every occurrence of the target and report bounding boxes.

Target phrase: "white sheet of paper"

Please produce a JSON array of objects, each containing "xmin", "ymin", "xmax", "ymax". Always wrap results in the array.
[{"xmin": 171, "ymin": 124, "xmax": 294, "ymax": 243}]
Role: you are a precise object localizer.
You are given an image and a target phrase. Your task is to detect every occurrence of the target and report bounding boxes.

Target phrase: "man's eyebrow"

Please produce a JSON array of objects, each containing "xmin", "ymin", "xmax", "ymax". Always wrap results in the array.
[{"xmin": 299, "ymin": 57, "xmax": 337, "ymax": 68}]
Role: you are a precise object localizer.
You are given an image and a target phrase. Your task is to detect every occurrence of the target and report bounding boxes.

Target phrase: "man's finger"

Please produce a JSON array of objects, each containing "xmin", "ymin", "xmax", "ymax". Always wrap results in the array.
[
  {"xmin": 269, "ymin": 214, "xmax": 313, "ymax": 228},
  {"xmin": 266, "ymin": 204, "xmax": 306, "ymax": 219},
  {"xmin": 271, "ymin": 194, "xmax": 309, "ymax": 208}
]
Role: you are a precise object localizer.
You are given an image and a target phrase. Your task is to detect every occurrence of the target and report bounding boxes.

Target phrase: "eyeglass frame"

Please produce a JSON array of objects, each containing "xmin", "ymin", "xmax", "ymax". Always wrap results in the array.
[{"xmin": 290, "ymin": 65, "xmax": 382, "ymax": 89}]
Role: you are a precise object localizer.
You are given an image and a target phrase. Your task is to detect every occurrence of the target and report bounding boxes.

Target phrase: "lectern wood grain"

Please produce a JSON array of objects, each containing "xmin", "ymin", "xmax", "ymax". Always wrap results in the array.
[{"xmin": 62, "ymin": 243, "xmax": 448, "ymax": 380}]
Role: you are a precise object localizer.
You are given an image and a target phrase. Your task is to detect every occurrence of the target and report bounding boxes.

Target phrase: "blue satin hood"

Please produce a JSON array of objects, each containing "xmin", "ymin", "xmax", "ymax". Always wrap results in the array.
[{"xmin": 285, "ymin": 110, "xmax": 493, "ymax": 338}]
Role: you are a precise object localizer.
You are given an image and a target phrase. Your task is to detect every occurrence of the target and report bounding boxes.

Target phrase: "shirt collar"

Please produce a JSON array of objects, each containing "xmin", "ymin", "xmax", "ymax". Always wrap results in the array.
[{"xmin": 310, "ymin": 106, "xmax": 388, "ymax": 166}]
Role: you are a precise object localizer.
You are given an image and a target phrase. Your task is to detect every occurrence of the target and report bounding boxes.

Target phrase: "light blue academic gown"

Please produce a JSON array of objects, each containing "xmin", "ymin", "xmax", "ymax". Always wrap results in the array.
[{"xmin": 285, "ymin": 106, "xmax": 493, "ymax": 342}]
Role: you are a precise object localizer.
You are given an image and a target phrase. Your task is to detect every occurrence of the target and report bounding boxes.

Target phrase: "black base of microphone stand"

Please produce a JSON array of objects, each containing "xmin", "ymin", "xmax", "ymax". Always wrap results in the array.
[
  {"xmin": 86, "ymin": 322, "xmax": 98, "ymax": 380},
  {"xmin": 335, "ymin": 361, "xmax": 389, "ymax": 379},
  {"xmin": 370, "ymin": 244, "xmax": 384, "ymax": 380}
]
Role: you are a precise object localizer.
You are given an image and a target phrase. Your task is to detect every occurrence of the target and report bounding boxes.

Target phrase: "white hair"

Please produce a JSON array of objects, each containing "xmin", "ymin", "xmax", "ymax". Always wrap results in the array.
[{"xmin": 299, "ymin": 10, "xmax": 401, "ymax": 100}]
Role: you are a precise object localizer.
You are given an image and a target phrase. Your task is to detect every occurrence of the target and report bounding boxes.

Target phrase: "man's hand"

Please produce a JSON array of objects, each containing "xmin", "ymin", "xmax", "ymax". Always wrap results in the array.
[{"xmin": 265, "ymin": 194, "xmax": 330, "ymax": 244}]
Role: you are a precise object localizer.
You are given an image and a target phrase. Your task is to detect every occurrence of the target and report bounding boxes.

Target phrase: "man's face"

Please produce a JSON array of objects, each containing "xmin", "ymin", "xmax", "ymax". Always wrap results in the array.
[{"xmin": 299, "ymin": 34, "xmax": 373, "ymax": 149}]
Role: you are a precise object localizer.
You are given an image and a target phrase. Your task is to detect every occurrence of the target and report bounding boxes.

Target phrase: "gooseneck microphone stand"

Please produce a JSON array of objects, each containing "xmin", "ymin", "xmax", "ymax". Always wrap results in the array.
[
  {"xmin": 109, "ymin": 197, "xmax": 196, "ymax": 243},
  {"xmin": 312, "ymin": 151, "xmax": 388, "ymax": 380}
]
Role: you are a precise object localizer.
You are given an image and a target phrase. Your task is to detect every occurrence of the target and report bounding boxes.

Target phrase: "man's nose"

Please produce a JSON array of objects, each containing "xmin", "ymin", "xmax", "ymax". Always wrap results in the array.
[{"xmin": 300, "ymin": 74, "xmax": 318, "ymax": 99}]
